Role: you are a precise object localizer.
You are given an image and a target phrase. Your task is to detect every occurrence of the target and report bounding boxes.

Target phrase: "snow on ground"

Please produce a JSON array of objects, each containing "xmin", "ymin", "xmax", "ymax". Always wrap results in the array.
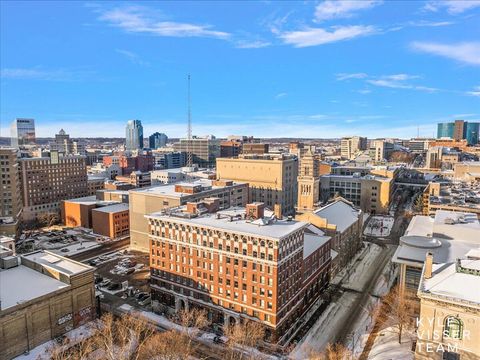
[
  {"xmin": 363, "ymin": 216, "xmax": 394, "ymax": 238},
  {"xmin": 13, "ymin": 322, "xmax": 97, "ymax": 360},
  {"xmin": 291, "ymin": 292, "xmax": 357, "ymax": 359},
  {"xmin": 292, "ymin": 243, "xmax": 395, "ymax": 359},
  {"xmin": 342, "ymin": 243, "xmax": 383, "ymax": 292},
  {"xmin": 367, "ymin": 326, "xmax": 415, "ymax": 360}
]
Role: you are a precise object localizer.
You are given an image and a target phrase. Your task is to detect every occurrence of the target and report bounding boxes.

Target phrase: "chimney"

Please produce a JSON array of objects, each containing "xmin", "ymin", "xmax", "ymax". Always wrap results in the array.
[
  {"xmin": 186, "ymin": 202, "xmax": 198, "ymax": 214},
  {"xmin": 246, "ymin": 202, "xmax": 264, "ymax": 220},
  {"xmin": 424, "ymin": 252, "xmax": 433, "ymax": 279},
  {"xmin": 274, "ymin": 203, "xmax": 282, "ymax": 219}
]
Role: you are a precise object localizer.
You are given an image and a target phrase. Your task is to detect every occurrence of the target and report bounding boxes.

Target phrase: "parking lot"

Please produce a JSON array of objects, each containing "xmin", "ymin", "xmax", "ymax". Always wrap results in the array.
[{"xmin": 86, "ymin": 250, "xmax": 152, "ymax": 308}]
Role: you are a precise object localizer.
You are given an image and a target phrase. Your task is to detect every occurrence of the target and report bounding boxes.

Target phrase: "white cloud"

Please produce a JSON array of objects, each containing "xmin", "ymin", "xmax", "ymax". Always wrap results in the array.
[
  {"xmin": 0, "ymin": 68, "xmax": 91, "ymax": 81},
  {"xmin": 275, "ymin": 92, "xmax": 287, "ymax": 99},
  {"xmin": 466, "ymin": 86, "xmax": 480, "ymax": 97},
  {"xmin": 115, "ymin": 49, "xmax": 149, "ymax": 66},
  {"xmin": 357, "ymin": 89, "xmax": 372, "ymax": 94},
  {"xmin": 279, "ymin": 25, "xmax": 377, "ymax": 47},
  {"xmin": 411, "ymin": 41, "xmax": 480, "ymax": 66},
  {"xmin": 98, "ymin": 5, "xmax": 230, "ymax": 39},
  {"xmin": 423, "ymin": 0, "xmax": 480, "ymax": 14},
  {"xmin": 336, "ymin": 72, "xmax": 368, "ymax": 80},
  {"xmin": 408, "ymin": 20, "xmax": 454, "ymax": 27},
  {"xmin": 235, "ymin": 40, "xmax": 271, "ymax": 49},
  {"xmin": 383, "ymin": 74, "xmax": 419, "ymax": 81},
  {"xmin": 314, "ymin": 0, "xmax": 382, "ymax": 21}
]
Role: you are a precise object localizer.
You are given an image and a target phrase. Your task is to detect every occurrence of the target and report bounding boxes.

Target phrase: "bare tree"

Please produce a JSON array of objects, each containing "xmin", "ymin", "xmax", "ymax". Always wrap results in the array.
[
  {"xmin": 304, "ymin": 342, "xmax": 352, "ymax": 360},
  {"xmin": 177, "ymin": 307, "xmax": 209, "ymax": 355},
  {"xmin": 224, "ymin": 320, "xmax": 266, "ymax": 360},
  {"xmin": 377, "ymin": 285, "xmax": 415, "ymax": 344},
  {"xmin": 46, "ymin": 310, "xmax": 210, "ymax": 360},
  {"xmin": 37, "ymin": 212, "xmax": 59, "ymax": 228}
]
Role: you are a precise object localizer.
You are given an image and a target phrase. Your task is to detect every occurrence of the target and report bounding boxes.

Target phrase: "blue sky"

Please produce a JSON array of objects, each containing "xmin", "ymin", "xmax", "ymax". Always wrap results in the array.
[{"xmin": 1, "ymin": 1, "xmax": 479, "ymax": 139}]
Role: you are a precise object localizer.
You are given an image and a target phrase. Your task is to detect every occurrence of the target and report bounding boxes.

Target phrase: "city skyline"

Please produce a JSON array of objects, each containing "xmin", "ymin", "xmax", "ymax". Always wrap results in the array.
[{"xmin": 1, "ymin": 1, "xmax": 479, "ymax": 139}]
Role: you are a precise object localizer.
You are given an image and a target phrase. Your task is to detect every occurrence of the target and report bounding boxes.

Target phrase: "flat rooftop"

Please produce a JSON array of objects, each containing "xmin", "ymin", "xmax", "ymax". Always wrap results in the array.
[
  {"xmin": 393, "ymin": 211, "xmax": 480, "ymax": 266},
  {"xmin": 91, "ymin": 202, "xmax": 129, "ymax": 213},
  {"xmin": 22, "ymin": 251, "xmax": 92, "ymax": 275},
  {"xmin": 0, "ymin": 264, "xmax": 69, "ymax": 310},
  {"xmin": 303, "ymin": 233, "xmax": 330, "ymax": 259},
  {"xmin": 147, "ymin": 207, "xmax": 308, "ymax": 240},
  {"xmin": 419, "ymin": 260, "xmax": 480, "ymax": 305},
  {"xmin": 131, "ymin": 179, "xmax": 244, "ymax": 198}
]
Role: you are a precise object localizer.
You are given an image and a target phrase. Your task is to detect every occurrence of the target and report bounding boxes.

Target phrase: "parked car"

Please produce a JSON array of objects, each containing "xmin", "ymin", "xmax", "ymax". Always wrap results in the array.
[
  {"xmin": 94, "ymin": 276, "xmax": 103, "ymax": 284},
  {"xmin": 137, "ymin": 293, "xmax": 150, "ymax": 302},
  {"xmin": 107, "ymin": 282, "xmax": 121, "ymax": 291},
  {"xmin": 135, "ymin": 291, "xmax": 148, "ymax": 300},
  {"xmin": 139, "ymin": 296, "xmax": 151, "ymax": 306},
  {"xmin": 125, "ymin": 268, "xmax": 135, "ymax": 275}
]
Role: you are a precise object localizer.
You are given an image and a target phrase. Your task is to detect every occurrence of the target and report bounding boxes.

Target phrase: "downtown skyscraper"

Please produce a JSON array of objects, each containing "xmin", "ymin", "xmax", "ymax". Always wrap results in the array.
[{"xmin": 125, "ymin": 119, "xmax": 144, "ymax": 151}]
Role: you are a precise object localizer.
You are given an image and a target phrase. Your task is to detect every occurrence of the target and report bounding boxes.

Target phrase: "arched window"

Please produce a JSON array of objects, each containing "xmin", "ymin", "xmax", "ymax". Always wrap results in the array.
[{"xmin": 444, "ymin": 316, "xmax": 463, "ymax": 339}]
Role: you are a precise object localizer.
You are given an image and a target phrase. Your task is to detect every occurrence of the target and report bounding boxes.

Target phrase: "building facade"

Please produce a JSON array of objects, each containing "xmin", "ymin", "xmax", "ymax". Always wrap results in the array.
[
  {"xmin": 126, "ymin": 119, "xmax": 144, "ymax": 150},
  {"xmin": 19, "ymin": 155, "xmax": 88, "ymax": 221},
  {"xmin": 216, "ymin": 154, "xmax": 298, "ymax": 215},
  {"xmin": 147, "ymin": 203, "xmax": 331, "ymax": 342},
  {"xmin": 0, "ymin": 251, "xmax": 95, "ymax": 360},
  {"xmin": 416, "ymin": 255, "xmax": 480, "ymax": 360},
  {"xmin": 341, "ymin": 136, "xmax": 367, "ymax": 159},
  {"xmin": 437, "ymin": 120, "xmax": 479, "ymax": 145},
  {"xmin": 149, "ymin": 132, "xmax": 168, "ymax": 149},
  {"xmin": 0, "ymin": 148, "xmax": 23, "ymax": 236},
  {"xmin": 10, "ymin": 118, "xmax": 35, "ymax": 148},
  {"xmin": 297, "ymin": 151, "xmax": 321, "ymax": 211},
  {"xmin": 92, "ymin": 203, "xmax": 129, "ymax": 238},
  {"xmin": 173, "ymin": 137, "xmax": 220, "ymax": 168},
  {"xmin": 129, "ymin": 179, "xmax": 249, "ymax": 252},
  {"xmin": 50, "ymin": 129, "xmax": 85, "ymax": 155}
]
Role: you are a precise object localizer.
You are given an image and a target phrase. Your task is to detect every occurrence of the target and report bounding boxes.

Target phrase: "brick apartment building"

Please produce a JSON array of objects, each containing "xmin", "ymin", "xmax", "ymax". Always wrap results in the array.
[
  {"xmin": 147, "ymin": 202, "xmax": 331, "ymax": 342},
  {"xmin": 19, "ymin": 155, "xmax": 88, "ymax": 221}
]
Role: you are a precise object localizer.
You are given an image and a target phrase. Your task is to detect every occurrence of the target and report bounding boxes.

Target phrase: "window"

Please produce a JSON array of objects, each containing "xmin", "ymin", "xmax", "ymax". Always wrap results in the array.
[{"xmin": 444, "ymin": 316, "xmax": 463, "ymax": 339}]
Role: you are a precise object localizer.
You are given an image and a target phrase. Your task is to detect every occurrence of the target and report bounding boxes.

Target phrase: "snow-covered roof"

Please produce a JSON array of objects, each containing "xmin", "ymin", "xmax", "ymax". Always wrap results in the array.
[
  {"xmin": 147, "ymin": 210, "xmax": 308, "ymax": 240},
  {"xmin": 393, "ymin": 210, "xmax": 480, "ymax": 267},
  {"xmin": 131, "ymin": 179, "xmax": 244, "ymax": 198},
  {"xmin": 0, "ymin": 265, "xmax": 69, "ymax": 310},
  {"xmin": 303, "ymin": 233, "xmax": 330, "ymax": 259},
  {"xmin": 418, "ymin": 260, "xmax": 480, "ymax": 306},
  {"xmin": 91, "ymin": 202, "xmax": 129, "ymax": 213},
  {"xmin": 22, "ymin": 251, "xmax": 92, "ymax": 275},
  {"xmin": 313, "ymin": 199, "xmax": 361, "ymax": 232}
]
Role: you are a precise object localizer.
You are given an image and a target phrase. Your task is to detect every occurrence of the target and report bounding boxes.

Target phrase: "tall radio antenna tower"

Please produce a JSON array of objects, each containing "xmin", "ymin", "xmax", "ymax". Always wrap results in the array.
[{"xmin": 186, "ymin": 74, "xmax": 193, "ymax": 168}]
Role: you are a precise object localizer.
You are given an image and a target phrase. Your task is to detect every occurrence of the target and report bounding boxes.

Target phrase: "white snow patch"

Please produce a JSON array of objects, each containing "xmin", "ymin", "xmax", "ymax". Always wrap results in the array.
[{"xmin": 364, "ymin": 216, "xmax": 394, "ymax": 237}]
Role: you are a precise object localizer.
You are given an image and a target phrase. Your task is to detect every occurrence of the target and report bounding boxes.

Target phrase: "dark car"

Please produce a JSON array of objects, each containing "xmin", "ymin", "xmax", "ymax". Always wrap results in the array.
[
  {"xmin": 137, "ymin": 293, "xmax": 150, "ymax": 302},
  {"xmin": 125, "ymin": 268, "xmax": 135, "ymax": 275},
  {"xmin": 107, "ymin": 282, "xmax": 121, "ymax": 291},
  {"xmin": 135, "ymin": 291, "xmax": 148, "ymax": 300},
  {"xmin": 94, "ymin": 276, "xmax": 103, "ymax": 284}
]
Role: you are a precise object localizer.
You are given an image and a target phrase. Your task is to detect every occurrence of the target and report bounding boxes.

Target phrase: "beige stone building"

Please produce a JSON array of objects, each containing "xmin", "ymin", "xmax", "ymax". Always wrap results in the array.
[
  {"xmin": 19, "ymin": 155, "xmax": 88, "ymax": 221},
  {"xmin": 320, "ymin": 173, "xmax": 393, "ymax": 214},
  {"xmin": 297, "ymin": 152, "xmax": 321, "ymax": 211},
  {"xmin": 129, "ymin": 179, "xmax": 249, "ymax": 252},
  {"xmin": 216, "ymin": 154, "xmax": 298, "ymax": 215},
  {"xmin": 454, "ymin": 162, "xmax": 480, "ymax": 181},
  {"xmin": 340, "ymin": 136, "xmax": 367, "ymax": 159},
  {"xmin": 0, "ymin": 148, "xmax": 22, "ymax": 236},
  {"xmin": 0, "ymin": 250, "xmax": 95, "ymax": 360},
  {"xmin": 416, "ymin": 255, "xmax": 480, "ymax": 360}
]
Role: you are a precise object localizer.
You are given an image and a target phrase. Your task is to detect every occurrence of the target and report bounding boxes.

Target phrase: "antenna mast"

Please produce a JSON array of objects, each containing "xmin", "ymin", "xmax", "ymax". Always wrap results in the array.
[{"xmin": 187, "ymin": 74, "xmax": 193, "ymax": 168}]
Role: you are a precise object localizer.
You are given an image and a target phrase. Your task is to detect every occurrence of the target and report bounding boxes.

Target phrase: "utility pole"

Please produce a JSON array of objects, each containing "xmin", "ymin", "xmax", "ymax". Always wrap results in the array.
[{"xmin": 186, "ymin": 74, "xmax": 193, "ymax": 168}]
